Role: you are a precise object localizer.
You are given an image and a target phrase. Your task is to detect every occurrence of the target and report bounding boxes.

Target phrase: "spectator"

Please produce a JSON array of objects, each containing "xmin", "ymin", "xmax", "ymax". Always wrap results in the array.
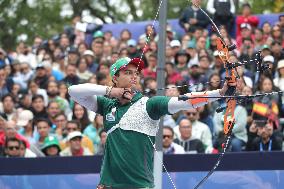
[
  {"xmin": 46, "ymin": 101, "xmax": 61, "ymax": 126},
  {"xmin": 253, "ymin": 77, "xmax": 281, "ymax": 129},
  {"xmin": 102, "ymin": 42, "xmax": 113, "ymax": 61},
  {"xmin": 11, "ymin": 61, "xmax": 33, "ymax": 90},
  {"xmin": 4, "ymin": 137, "xmax": 21, "ymax": 157},
  {"xmin": 77, "ymin": 42, "xmax": 88, "ymax": 56},
  {"xmin": 273, "ymin": 60, "xmax": 284, "ymax": 91},
  {"xmin": 33, "ymin": 64, "xmax": 49, "ymax": 89},
  {"xmin": 59, "ymin": 33, "xmax": 70, "ymax": 51},
  {"xmin": 46, "ymin": 81, "xmax": 71, "ymax": 115},
  {"xmin": 163, "ymin": 126, "xmax": 185, "ymax": 154},
  {"xmin": 195, "ymin": 36, "xmax": 207, "ymax": 51},
  {"xmin": 60, "ymin": 131, "xmax": 93, "ymax": 156},
  {"xmin": 261, "ymin": 22, "xmax": 272, "ymax": 42},
  {"xmin": 165, "ymin": 46, "xmax": 174, "ymax": 63},
  {"xmin": 54, "ymin": 113, "xmax": 67, "ymax": 140},
  {"xmin": 174, "ymin": 119, "xmax": 204, "ymax": 154},
  {"xmin": 62, "ymin": 64, "xmax": 81, "ymax": 86},
  {"xmin": 254, "ymin": 28, "xmax": 265, "ymax": 52},
  {"xmin": 0, "ymin": 114, "xmax": 7, "ymax": 156},
  {"xmin": 165, "ymin": 62, "xmax": 183, "ymax": 85},
  {"xmin": 42, "ymin": 58, "xmax": 64, "ymax": 81},
  {"xmin": 139, "ymin": 24, "xmax": 157, "ymax": 42},
  {"xmin": 10, "ymin": 83, "xmax": 21, "ymax": 104},
  {"xmin": 236, "ymin": 3, "xmax": 259, "ymax": 37},
  {"xmin": 250, "ymin": 120, "xmax": 282, "ymax": 151},
  {"xmin": 28, "ymin": 80, "xmax": 48, "ymax": 106},
  {"xmin": 246, "ymin": 120, "xmax": 260, "ymax": 151},
  {"xmin": 0, "ymin": 65, "xmax": 14, "ymax": 99},
  {"xmin": 1, "ymin": 94, "xmax": 17, "ymax": 121},
  {"xmin": 0, "ymin": 48, "xmax": 11, "ymax": 67},
  {"xmin": 271, "ymin": 40, "xmax": 284, "ymax": 64},
  {"xmin": 127, "ymin": 39, "xmax": 139, "ymax": 59},
  {"xmin": 236, "ymin": 23, "xmax": 254, "ymax": 49},
  {"xmin": 93, "ymin": 31, "xmax": 105, "ymax": 43},
  {"xmin": 143, "ymin": 77, "xmax": 157, "ymax": 97},
  {"xmin": 58, "ymin": 82, "xmax": 70, "ymax": 102},
  {"xmin": 239, "ymin": 38, "xmax": 255, "ymax": 68},
  {"xmin": 96, "ymin": 129, "xmax": 107, "ymax": 155},
  {"xmin": 91, "ymin": 40, "xmax": 104, "ymax": 66},
  {"xmin": 170, "ymin": 40, "xmax": 181, "ymax": 58},
  {"xmin": 186, "ymin": 63, "xmax": 206, "ymax": 92},
  {"xmin": 83, "ymin": 114, "xmax": 104, "ymax": 153},
  {"xmin": 175, "ymin": 109, "xmax": 213, "ymax": 153},
  {"xmin": 271, "ymin": 25, "xmax": 284, "ymax": 48},
  {"xmin": 16, "ymin": 110, "xmax": 35, "ymax": 144},
  {"xmin": 41, "ymin": 136, "xmax": 61, "ymax": 156},
  {"xmin": 97, "ymin": 61, "xmax": 112, "ymax": 85},
  {"xmin": 34, "ymin": 118, "xmax": 53, "ymax": 149},
  {"xmin": 262, "ymin": 55, "xmax": 276, "ymax": 78},
  {"xmin": 19, "ymin": 139, "xmax": 37, "ymax": 157},
  {"xmin": 199, "ymin": 55, "xmax": 214, "ymax": 81},
  {"xmin": 118, "ymin": 29, "xmax": 132, "ymax": 45},
  {"xmin": 119, "ymin": 48, "xmax": 129, "ymax": 58},
  {"xmin": 77, "ymin": 57, "xmax": 93, "ymax": 81},
  {"xmin": 179, "ymin": 2, "xmax": 210, "ymax": 33},
  {"xmin": 174, "ymin": 50, "xmax": 190, "ymax": 74},
  {"xmin": 60, "ymin": 120, "xmax": 94, "ymax": 154},
  {"xmin": 181, "ymin": 34, "xmax": 191, "ymax": 50},
  {"xmin": 82, "ymin": 50, "xmax": 98, "ymax": 74},
  {"xmin": 71, "ymin": 103, "xmax": 93, "ymax": 132},
  {"xmin": 18, "ymin": 93, "xmax": 32, "ymax": 110},
  {"xmin": 186, "ymin": 41, "xmax": 198, "ymax": 67},
  {"xmin": 142, "ymin": 53, "xmax": 157, "ymax": 79},
  {"xmin": 16, "ymin": 42, "xmax": 37, "ymax": 69},
  {"xmin": 31, "ymin": 95, "xmax": 48, "ymax": 119},
  {"xmin": 206, "ymin": 0, "xmax": 235, "ymax": 34},
  {"xmin": 66, "ymin": 47, "xmax": 79, "ymax": 65},
  {"xmin": 96, "ymin": 72, "xmax": 108, "ymax": 86},
  {"xmin": 279, "ymin": 15, "xmax": 284, "ymax": 33},
  {"xmin": 261, "ymin": 45, "xmax": 272, "ymax": 58}
]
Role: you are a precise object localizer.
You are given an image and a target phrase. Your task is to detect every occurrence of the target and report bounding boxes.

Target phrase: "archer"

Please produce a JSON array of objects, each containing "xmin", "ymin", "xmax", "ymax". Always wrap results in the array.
[{"xmin": 68, "ymin": 57, "xmax": 231, "ymax": 189}]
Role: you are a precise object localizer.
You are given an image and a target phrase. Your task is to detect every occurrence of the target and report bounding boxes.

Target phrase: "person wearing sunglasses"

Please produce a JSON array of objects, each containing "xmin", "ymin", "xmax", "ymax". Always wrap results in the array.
[
  {"xmin": 4, "ymin": 137, "xmax": 21, "ymax": 157},
  {"xmin": 163, "ymin": 126, "xmax": 185, "ymax": 155}
]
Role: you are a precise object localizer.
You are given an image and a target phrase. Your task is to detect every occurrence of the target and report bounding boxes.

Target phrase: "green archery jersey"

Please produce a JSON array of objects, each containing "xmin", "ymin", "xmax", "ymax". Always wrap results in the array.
[{"xmin": 96, "ymin": 93, "xmax": 170, "ymax": 188}]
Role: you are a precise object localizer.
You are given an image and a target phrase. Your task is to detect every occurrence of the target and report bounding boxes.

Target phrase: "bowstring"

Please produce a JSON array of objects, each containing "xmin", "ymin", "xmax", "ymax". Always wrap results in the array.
[{"xmin": 133, "ymin": 1, "xmax": 178, "ymax": 189}]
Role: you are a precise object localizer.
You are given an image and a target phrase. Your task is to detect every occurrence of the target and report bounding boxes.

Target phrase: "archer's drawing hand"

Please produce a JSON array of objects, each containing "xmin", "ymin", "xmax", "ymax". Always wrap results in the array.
[{"xmin": 109, "ymin": 87, "xmax": 134, "ymax": 104}]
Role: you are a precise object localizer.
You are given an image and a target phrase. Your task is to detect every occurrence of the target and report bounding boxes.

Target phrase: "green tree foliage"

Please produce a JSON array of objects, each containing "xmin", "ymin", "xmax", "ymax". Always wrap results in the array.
[{"xmin": 0, "ymin": 0, "xmax": 70, "ymax": 50}]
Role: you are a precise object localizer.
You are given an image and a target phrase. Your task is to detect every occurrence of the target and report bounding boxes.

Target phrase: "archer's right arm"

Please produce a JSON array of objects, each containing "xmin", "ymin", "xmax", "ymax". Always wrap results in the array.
[{"xmin": 68, "ymin": 84, "xmax": 108, "ymax": 112}]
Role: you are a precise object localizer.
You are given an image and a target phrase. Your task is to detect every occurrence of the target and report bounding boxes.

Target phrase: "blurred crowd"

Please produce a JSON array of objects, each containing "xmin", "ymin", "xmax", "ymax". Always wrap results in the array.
[{"xmin": 0, "ymin": 2, "xmax": 284, "ymax": 158}]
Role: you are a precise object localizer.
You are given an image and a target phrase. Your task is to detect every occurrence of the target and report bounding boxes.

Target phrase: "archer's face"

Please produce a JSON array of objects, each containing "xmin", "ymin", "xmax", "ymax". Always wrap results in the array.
[{"xmin": 114, "ymin": 64, "xmax": 140, "ymax": 88}]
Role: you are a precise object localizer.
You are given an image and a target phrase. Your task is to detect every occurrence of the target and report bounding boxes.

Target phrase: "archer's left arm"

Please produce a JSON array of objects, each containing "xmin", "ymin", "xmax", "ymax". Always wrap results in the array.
[
  {"xmin": 146, "ymin": 89, "xmax": 223, "ymax": 120},
  {"xmin": 168, "ymin": 90, "xmax": 222, "ymax": 114}
]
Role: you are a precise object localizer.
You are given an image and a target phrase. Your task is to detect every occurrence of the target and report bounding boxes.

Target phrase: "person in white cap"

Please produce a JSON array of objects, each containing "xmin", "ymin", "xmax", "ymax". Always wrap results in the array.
[
  {"xmin": 60, "ymin": 131, "xmax": 93, "ymax": 156},
  {"xmin": 16, "ymin": 110, "xmax": 35, "ymax": 144},
  {"xmin": 273, "ymin": 59, "xmax": 284, "ymax": 91},
  {"xmin": 68, "ymin": 55, "xmax": 232, "ymax": 189},
  {"xmin": 83, "ymin": 49, "xmax": 98, "ymax": 74},
  {"xmin": 169, "ymin": 40, "xmax": 181, "ymax": 57},
  {"xmin": 263, "ymin": 55, "xmax": 275, "ymax": 77}
]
